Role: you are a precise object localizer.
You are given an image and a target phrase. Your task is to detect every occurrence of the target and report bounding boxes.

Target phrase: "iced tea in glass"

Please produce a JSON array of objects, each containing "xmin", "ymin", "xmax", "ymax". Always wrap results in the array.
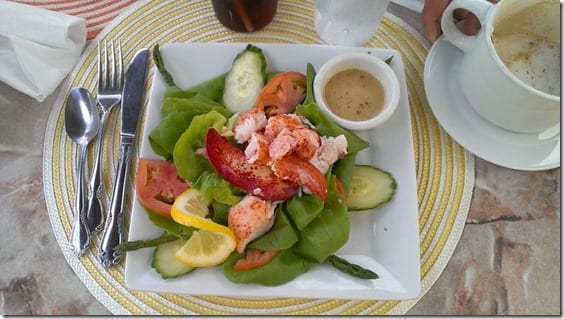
[{"xmin": 211, "ymin": 0, "xmax": 278, "ymax": 32}]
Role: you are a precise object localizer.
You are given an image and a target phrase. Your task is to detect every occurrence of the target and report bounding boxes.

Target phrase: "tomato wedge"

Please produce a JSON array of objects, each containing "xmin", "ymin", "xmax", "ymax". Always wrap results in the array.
[
  {"xmin": 255, "ymin": 71, "xmax": 307, "ymax": 116},
  {"xmin": 205, "ymin": 128, "xmax": 300, "ymax": 201},
  {"xmin": 135, "ymin": 158, "xmax": 188, "ymax": 218},
  {"xmin": 271, "ymin": 153, "xmax": 328, "ymax": 200},
  {"xmin": 234, "ymin": 249, "xmax": 278, "ymax": 271}
]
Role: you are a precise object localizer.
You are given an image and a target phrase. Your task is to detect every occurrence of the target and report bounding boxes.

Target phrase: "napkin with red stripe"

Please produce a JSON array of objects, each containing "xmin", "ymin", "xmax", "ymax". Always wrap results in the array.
[
  {"xmin": 0, "ymin": 0, "xmax": 136, "ymax": 101},
  {"xmin": 12, "ymin": 0, "xmax": 138, "ymax": 39},
  {"xmin": 0, "ymin": 0, "xmax": 88, "ymax": 101}
]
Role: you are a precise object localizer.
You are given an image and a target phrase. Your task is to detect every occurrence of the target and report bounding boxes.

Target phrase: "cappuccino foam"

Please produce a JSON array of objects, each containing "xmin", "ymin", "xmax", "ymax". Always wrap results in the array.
[
  {"xmin": 493, "ymin": 34, "xmax": 560, "ymax": 96},
  {"xmin": 491, "ymin": 1, "xmax": 560, "ymax": 96}
]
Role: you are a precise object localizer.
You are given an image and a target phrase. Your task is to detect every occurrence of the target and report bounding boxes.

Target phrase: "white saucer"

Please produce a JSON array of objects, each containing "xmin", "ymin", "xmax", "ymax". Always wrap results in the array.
[{"xmin": 424, "ymin": 36, "xmax": 560, "ymax": 171}]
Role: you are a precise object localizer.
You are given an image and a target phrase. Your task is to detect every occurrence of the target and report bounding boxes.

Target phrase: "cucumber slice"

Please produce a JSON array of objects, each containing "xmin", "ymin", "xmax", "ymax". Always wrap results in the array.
[
  {"xmin": 347, "ymin": 165, "xmax": 396, "ymax": 211},
  {"xmin": 151, "ymin": 238, "xmax": 194, "ymax": 279},
  {"xmin": 222, "ymin": 44, "xmax": 266, "ymax": 113}
]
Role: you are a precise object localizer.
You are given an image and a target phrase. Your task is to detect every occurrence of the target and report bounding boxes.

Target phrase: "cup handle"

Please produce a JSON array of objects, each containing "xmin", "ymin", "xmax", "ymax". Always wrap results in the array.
[{"xmin": 440, "ymin": 0, "xmax": 493, "ymax": 52}]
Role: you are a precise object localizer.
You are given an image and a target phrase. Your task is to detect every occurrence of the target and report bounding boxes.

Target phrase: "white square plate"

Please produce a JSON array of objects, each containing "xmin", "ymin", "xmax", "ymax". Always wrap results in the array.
[{"xmin": 125, "ymin": 42, "xmax": 420, "ymax": 300}]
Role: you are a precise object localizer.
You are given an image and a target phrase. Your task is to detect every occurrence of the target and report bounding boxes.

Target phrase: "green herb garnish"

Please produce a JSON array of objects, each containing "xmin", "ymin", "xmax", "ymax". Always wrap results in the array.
[
  {"xmin": 326, "ymin": 255, "xmax": 379, "ymax": 279},
  {"xmin": 152, "ymin": 44, "xmax": 176, "ymax": 87}
]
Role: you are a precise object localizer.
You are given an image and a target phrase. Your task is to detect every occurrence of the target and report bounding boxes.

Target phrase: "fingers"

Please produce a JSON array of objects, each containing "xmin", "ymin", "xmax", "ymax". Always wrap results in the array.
[
  {"xmin": 463, "ymin": 11, "xmax": 482, "ymax": 35},
  {"xmin": 453, "ymin": 8, "xmax": 470, "ymax": 21},
  {"xmin": 421, "ymin": 0, "xmax": 451, "ymax": 43},
  {"xmin": 421, "ymin": 0, "xmax": 497, "ymax": 43},
  {"xmin": 462, "ymin": 0, "xmax": 499, "ymax": 34}
]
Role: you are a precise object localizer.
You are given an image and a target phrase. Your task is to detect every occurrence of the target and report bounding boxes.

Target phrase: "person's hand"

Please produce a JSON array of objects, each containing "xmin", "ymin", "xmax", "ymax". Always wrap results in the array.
[{"xmin": 421, "ymin": 0, "xmax": 484, "ymax": 43}]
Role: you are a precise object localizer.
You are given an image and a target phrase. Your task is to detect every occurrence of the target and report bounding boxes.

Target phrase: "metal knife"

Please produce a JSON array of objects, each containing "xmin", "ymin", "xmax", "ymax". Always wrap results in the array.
[{"xmin": 99, "ymin": 48, "xmax": 149, "ymax": 268}]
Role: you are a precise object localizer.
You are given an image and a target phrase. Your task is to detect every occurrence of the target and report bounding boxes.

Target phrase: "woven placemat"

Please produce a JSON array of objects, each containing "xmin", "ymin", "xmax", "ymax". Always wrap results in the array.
[{"xmin": 43, "ymin": 0, "xmax": 474, "ymax": 315}]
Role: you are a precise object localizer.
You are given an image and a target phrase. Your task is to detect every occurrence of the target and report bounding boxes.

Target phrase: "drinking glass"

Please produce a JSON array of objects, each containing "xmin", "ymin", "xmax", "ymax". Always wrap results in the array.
[{"xmin": 313, "ymin": 0, "xmax": 391, "ymax": 46}]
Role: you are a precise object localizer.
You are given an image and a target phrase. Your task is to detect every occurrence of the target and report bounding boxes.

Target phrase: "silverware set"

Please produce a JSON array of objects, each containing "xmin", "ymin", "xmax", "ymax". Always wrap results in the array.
[{"xmin": 64, "ymin": 40, "xmax": 149, "ymax": 267}]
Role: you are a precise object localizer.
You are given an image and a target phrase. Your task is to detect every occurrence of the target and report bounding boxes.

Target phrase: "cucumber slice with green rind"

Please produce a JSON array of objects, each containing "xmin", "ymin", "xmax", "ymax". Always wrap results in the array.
[
  {"xmin": 347, "ymin": 165, "xmax": 396, "ymax": 211},
  {"xmin": 152, "ymin": 238, "xmax": 194, "ymax": 279},
  {"xmin": 222, "ymin": 44, "xmax": 266, "ymax": 113}
]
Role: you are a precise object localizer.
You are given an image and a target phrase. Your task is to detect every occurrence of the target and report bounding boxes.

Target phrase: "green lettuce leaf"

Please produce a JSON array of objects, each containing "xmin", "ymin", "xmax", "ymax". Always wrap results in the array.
[
  {"xmin": 163, "ymin": 73, "xmax": 227, "ymax": 103},
  {"xmin": 160, "ymin": 95, "xmax": 226, "ymax": 118},
  {"xmin": 172, "ymin": 110, "xmax": 226, "ymax": 184},
  {"xmin": 221, "ymin": 249, "xmax": 317, "ymax": 287},
  {"xmin": 193, "ymin": 169, "xmax": 242, "ymax": 206},
  {"xmin": 292, "ymin": 174, "xmax": 350, "ymax": 263},
  {"xmin": 332, "ymin": 153, "xmax": 357, "ymax": 197},
  {"xmin": 211, "ymin": 201, "xmax": 230, "ymax": 226},
  {"xmin": 146, "ymin": 210, "xmax": 195, "ymax": 238},
  {"xmin": 285, "ymin": 194, "xmax": 324, "ymax": 230},
  {"xmin": 149, "ymin": 95, "xmax": 232, "ymax": 159},
  {"xmin": 248, "ymin": 207, "xmax": 299, "ymax": 251}
]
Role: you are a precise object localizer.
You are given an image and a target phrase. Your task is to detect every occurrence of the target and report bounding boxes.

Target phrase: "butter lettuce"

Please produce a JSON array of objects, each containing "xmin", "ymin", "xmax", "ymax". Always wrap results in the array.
[
  {"xmin": 292, "ymin": 175, "xmax": 350, "ymax": 263},
  {"xmin": 160, "ymin": 95, "xmax": 225, "ymax": 118},
  {"xmin": 193, "ymin": 170, "xmax": 242, "ymax": 206},
  {"xmin": 285, "ymin": 194, "xmax": 324, "ymax": 230},
  {"xmin": 222, "ymin": 249, "xmax": 317, "ymax": 287},
  {"xmin": 163, "ymin": 73, "xmax": 226, "ymax": 103},
  {"xmin": 149, "ymin": 95, "xmax": 232, "ymax": 159},
  {"xmin": 172, "ymin": 110, "xmax": 226, "ymax": 184},
  {"xmin": 248, "ymin": 206, "xmax": 299, "ymax": 251}
]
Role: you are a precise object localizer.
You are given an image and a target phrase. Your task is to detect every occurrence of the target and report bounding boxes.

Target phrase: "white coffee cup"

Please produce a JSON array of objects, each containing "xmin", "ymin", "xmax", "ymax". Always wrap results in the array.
[{"xmin": 440, "ymin": 0, "xmax": 560, "ymax": 133}]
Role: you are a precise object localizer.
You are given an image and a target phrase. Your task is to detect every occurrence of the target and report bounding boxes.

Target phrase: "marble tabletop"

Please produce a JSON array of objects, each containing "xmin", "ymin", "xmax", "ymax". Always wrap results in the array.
[{"xmin": 0, "ymin": 3, "xmax": 560, "ymax": 315}]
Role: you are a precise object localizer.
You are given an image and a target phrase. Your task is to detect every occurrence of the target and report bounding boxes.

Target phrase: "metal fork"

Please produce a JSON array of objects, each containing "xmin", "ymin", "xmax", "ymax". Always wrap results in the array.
[{"xmin": 85, "ymin": 40, "xmax": 123, "ymax": 235}]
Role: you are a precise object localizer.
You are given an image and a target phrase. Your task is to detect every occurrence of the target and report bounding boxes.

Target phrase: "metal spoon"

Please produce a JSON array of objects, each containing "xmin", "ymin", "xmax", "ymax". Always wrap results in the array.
[{"xmin": 65, "ymin": 87, "xmax": 100, "ymax": 256}]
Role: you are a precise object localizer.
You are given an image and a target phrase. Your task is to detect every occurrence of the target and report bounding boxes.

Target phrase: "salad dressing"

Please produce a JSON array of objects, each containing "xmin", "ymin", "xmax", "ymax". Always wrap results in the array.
[{"xmin": 323, "ymin": 69, "xmax": 385, "ymax": 121}]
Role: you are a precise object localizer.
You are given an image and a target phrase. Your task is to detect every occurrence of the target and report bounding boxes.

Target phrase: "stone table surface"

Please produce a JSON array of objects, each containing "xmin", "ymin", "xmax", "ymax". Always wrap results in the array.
[{"xmin": 0, "ymin": 2, "xmax": 560, "ymax": 315}]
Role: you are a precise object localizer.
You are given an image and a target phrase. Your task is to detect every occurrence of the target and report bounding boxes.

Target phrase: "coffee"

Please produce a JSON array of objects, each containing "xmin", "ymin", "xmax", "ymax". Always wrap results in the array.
[{"xmin": 491, "ymin": 1, "xmax": 560, "ymax": 96}]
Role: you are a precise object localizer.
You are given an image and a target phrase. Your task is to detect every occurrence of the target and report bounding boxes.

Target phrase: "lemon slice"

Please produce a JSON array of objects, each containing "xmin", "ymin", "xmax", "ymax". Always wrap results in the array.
[
  {"xmin": 171, "ymin": 188, "xmax": 230, "ymax": 234},
  {"xmin": 174, "ymin": 229, "xmax": 236, "ymax": 267},
  {"xmin": 170, "ymin": 188, "xmax": 237, "ymax": 267}
]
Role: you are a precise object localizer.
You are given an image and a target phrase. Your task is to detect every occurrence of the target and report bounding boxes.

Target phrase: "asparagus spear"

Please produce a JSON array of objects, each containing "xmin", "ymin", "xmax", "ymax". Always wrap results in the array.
[
  {"xmin": 326, "ymin": 255, "xmax": 379, "ymax": 280},
  {"xmin": 114, "ymin": 233, "xmax": 179, "ymax": 252},
  {"xmin": 152, "ymin": 44, "xmax": 176, "ymax": 87}
]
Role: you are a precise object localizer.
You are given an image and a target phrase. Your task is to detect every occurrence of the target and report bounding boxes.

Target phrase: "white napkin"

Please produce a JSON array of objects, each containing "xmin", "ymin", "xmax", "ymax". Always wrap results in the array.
[{"xmin": 0, "ymin": 0, "xmax": 87, "ymax": 102}]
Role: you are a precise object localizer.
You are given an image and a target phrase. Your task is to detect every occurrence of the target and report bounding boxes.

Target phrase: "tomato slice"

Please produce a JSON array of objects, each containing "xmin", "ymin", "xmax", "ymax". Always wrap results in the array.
[
  {"xmin": 255, "ymin": 71, "xmax": 307, "ymax": 116},
  {"xmin": 135, "ymin": 158, "xmax": 188, "ymax": 218},
  {"xmin": 234, "ymin": 249, "xmax": 278, "ymax": 271},
  {"xmin": 205, "ymin": 128, "xmax": 300, "ymax": 201},
  {"xmin": 271, "ymin": 153, "xmax": 328, "ymax": 200}
]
